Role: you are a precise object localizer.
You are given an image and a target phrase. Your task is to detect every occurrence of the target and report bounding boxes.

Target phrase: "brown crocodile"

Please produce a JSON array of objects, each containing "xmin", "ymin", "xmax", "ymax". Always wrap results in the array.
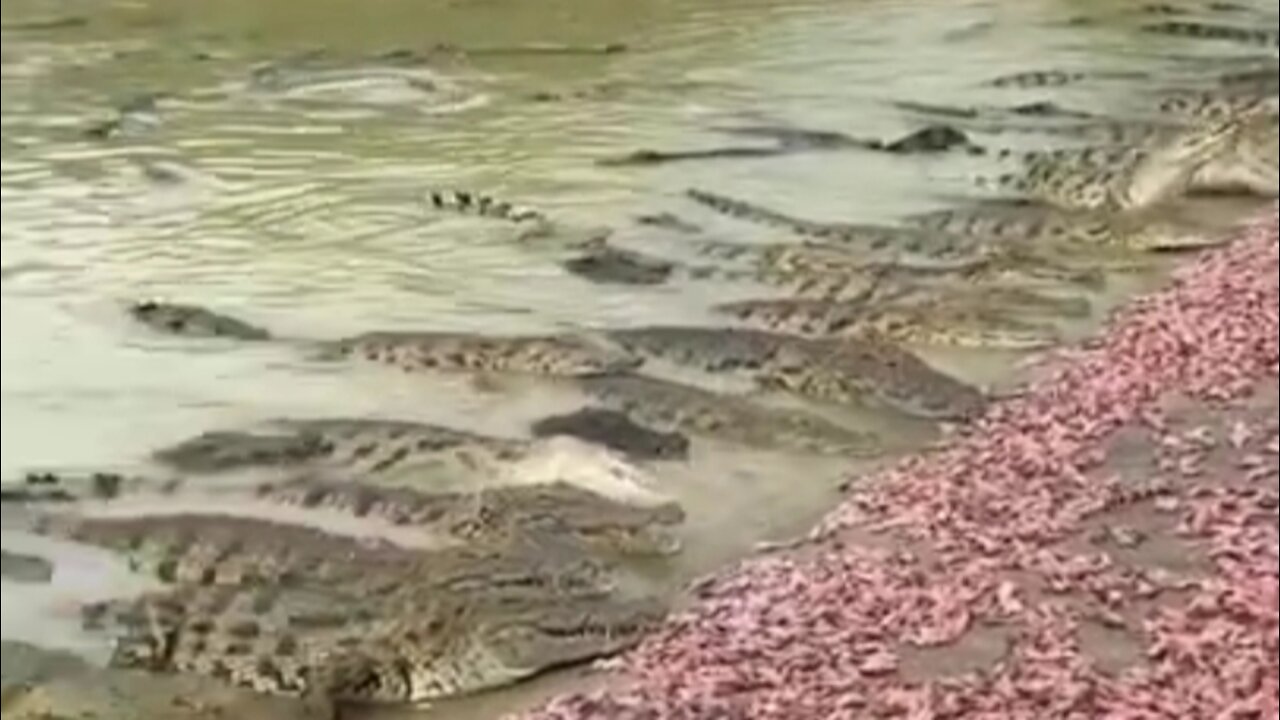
[
  {"xmin": 713, "ymin": 296, "xmax": 1063, "ymax": 351},
  {"xmin": 985, "ymin": 116, "xmax": 1242, "ymax": 211},
  {"xmin": 16, "ymin": 471, "xmax": 684, "ymax": 558},
  {"xmin": 85, "ymin": 577, "xmax": 664, "ymax": 706},
  {"xmin": 1, "ymin": 640, "xmax": 319, "ymax": 720},
  {"xmin": 599, "ymin": 328, "xmax": 986, "ymax": 420}
]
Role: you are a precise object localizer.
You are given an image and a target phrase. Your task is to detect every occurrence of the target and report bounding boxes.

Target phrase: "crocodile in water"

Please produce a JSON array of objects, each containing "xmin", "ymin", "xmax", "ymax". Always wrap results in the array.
[
  {"xmin": 984, "ymin": 116, "xmax": 1242, "ymax": 211},
  {"xmin": 714, "ymin": 296, "xmax": 1062, "ymax": 350},
  {"xmin": 574, "ymin": 373, "xmax": 884, "ymax": 454},
  {"xmin": 600, "ymin": 328, "xmax": 985, "ymax": 419}
]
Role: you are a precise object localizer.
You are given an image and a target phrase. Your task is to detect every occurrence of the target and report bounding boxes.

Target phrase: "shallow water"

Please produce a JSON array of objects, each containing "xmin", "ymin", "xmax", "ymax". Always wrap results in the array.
[{"xmin": 2, "ymin": 0, "xmax": 1276, "ymax": 716}]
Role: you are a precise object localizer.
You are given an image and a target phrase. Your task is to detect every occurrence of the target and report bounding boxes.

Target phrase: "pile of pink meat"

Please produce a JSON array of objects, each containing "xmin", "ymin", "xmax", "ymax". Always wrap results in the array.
[{"xmin": 518, "ymin": 205, "xmax": 1280, "ymax": 720}]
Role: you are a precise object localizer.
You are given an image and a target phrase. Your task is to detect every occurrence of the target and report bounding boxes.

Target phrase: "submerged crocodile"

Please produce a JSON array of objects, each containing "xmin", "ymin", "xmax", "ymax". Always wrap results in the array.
[
  {"xmin": 900, "ymin": 201, "xmax": 1227, "ymax": 252},
  {"xmin": 128, "ymin": 301, "xmax": 642, "ymax": 378},
  {"xmin": 984, "ymin": 116, "xmax": 1242, "ymax": 211},
  {"xmin": 530, "ymin": 408, "xmax": 691, "ymax": 461},
  {"xmin": 596, "ymin": 123, "xmax": 981, "ymax": 166},
  {"xmin": 574, "ymin": 373, "xmax": 883, "ymax": 454},
  {"xmin": 713, "ymin": 296, "xmax": 1063, "ymax": 350},
  {"xmin": 1141, "ymin": 20, "xmax": 1280, "ymax": 47},
  {"xmin": 602, "ymin": 327, "xmax": 986, "ymax": 419}
]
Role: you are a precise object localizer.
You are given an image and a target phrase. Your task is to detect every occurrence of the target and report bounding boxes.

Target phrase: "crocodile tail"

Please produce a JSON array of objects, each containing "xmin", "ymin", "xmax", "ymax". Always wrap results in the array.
[
  {"xmin": 684, "ymin": 188, "xmax": 813, "ymax": 235},
  {"xmin": 424, "ymin": 189, "xmax": 545, "ymax": 223},
  {"xmin": 0, "ymin": 471, "xmax": 180, "ymax": 507}
]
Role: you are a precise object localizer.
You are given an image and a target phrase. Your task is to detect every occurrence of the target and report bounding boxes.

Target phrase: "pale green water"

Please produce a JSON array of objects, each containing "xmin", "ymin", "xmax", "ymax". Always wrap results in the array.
[{"xmin": 2, "ymin": 0, "xmax": 1276, "ymax": 717}]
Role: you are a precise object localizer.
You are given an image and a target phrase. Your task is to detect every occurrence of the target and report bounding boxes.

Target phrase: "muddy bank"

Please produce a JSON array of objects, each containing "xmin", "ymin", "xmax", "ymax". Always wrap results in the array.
[{"xmin": 517, "ymin": 206, "xmax": 1279, "ymax": 718}]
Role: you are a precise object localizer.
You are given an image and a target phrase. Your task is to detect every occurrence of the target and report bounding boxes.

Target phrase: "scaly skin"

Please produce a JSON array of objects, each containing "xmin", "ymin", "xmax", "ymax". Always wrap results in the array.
[
  {"xmin": 318, "ymin": 331, "xmax": 641, "ymax": 377},
  {"xmin": 26, "ymin": 477, "xmax": 684, "ymax": 559},
  {"xmin": 989, "ymin": 117, "xmax": 1241, "ymax": 210},
  {"xmin": 603, "ymin": 327, "xmax": 984, "ymax": 420},
  {"xmin": 84, "ymin": 573, "xmax": 664, "ymax": 704},
  {"xmin": 685, "ymin": 188, "xmax": 993, "ymax": 269},
  {"xmin": 714, "ymin": 296, "xmax": 1062, "ymax": 351},
  {"xmin": 901, "ymin": 202, "xmax": 1226, "ymax": 252},
  {"xmin": 50, "ymin": 512, "xmax": 610, "ymax": 597},
  {"xmin": 576, "ymin": 373, "xmax": 885, "ymax": 454},
  {"xmin": 126, "ymin": 302, "xmax": 644, "ymax": 379}
]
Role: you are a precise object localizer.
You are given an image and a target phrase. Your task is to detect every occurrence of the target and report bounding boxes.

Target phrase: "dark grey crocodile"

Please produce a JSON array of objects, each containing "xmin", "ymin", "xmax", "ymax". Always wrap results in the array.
[
  {"xmin": 1, "ymin": 550, "xmax": 53, "ymax": 584},
  {"xmin": 603, "ymin": 327, "xmax": 986, "ymax": 420},
  {"xmin": 597, "ymin": 124, "xmax": 981, "ymax": 166},
  {"xmin": 129, "ymin": 300, "xmax": 272, "ymax": 341},
  {"xmin": 575, "ymin": 373, "xmax": 883, "ymax": 455},
  {"xmin": 561, "ymin": 241, "xmax": 677, "ymax": 285},
  {"xmin": 530, "ymin": 408, "xmax": 691, "ymax": 461}
]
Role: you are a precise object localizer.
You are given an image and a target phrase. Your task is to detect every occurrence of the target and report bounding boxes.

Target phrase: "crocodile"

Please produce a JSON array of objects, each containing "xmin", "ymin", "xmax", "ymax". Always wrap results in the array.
[
  {"xmin": 985, "ymin": 115, "xmax": 1242, "ymax": 211},
  {"xmin": 34, "ymin": 507, "xmax": 618, "ymax": 593},
  {"xmin": 319, "ymin": 330, "xmax": 641, "ymax": 377},
  {"xmin": 425, "ymin": 189, "xmax": 548, "ymax": 224},
  {"xmin": 574, "ymin": 373, "xmax": 884, "ymax": 454},
  {"xmin": 530, "ymin": 408, "xmax": 691, "ymax": 461},
  {"xmin": 21, "ymin": 476, "xmax": 685, "ymax": 558},
  {"xmin": 147, "ymin": 417, "xmax": 670, "ymax": 505},
  {"xmin": 1190, "ymin": 109, "xmax": 1279, "ymax": 196},
  {"xmin": 596, "ymin": 124, "xmax": 981, "ymax": 166},
  {"xmin": 601, "ymin": 328, "xmax": 985, "ymax": 419},
  {"xmin": 85, "ymin": 578, "xmax": 664, "ymax": 706},
  {"xmin": 901, "ymin": 201, "xmax": 1226, "ymax": 252},
  {"xmin": 1, "ymin": 641, "xmax": 319, "ymax": 720},
  {"xmin": 129, "ymin": 300, "xmax": 272, "ymax": 341},
  {"xmin": 1, "ymin": 550, "xmax": 53, "ymax": 584},
  {"xmin": 83, "ymin": 93, "xmax": 166, "ymax": 140},
  {"xmin": 1141, "ymin": 20, "xmax": 1280, "ymax": 47},
  {"xmin": 981, "ymin": 69, "xmax": 1151, "ymax": 89},
  {"xmin": 989, "ymin": 109, "xmax": 1277, "ymax": 197},
  {"xmin": 1152, "ymin": 89, "xmax": 1277, "ymax": 121},
  {"xmin": 683, "ymin": 189, "xmax": 1111, "ymax": 285},
  {"xmin": 714, "ymin": 296, "xmax": 1063, "ymax": 351},
  {"xmin": 128, "ymin": 303, "xmax": 643, "ymax": 378},
  {"xmin": 561, "ymin": 240, "xmax": 677, "ymax": 285},
  {"xmin": 684, "ymin": 188, "xmax": 997, "ymax": 269}
]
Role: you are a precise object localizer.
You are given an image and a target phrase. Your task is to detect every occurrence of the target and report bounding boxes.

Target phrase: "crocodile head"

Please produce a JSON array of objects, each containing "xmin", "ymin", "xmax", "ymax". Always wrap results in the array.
[
  {"xmin": 1125, "ymin": 117, "xmax": 1241, "ymax": 209},
  {"xmin": 129, "ymin": 301, "xmax": 272, "ymax": 341}
]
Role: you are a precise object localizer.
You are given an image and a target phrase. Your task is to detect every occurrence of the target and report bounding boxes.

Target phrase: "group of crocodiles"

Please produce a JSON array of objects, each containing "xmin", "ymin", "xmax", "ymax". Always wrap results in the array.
[{"xmin": 3, "ymin": 3, "xmax": 1278, "ymax": 717}]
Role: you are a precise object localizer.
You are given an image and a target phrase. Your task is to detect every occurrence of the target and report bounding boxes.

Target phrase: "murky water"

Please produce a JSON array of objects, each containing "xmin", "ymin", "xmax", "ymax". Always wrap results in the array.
[{"xmin": 2, "ymin": 0, "xmax": 1276, "ymax": 716}]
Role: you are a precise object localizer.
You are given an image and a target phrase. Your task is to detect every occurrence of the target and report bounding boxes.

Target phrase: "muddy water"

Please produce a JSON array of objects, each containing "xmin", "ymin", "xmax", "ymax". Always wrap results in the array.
[{"xmin": 2, "ymin": 0, "xmax": 1276, "ymax": 717}]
